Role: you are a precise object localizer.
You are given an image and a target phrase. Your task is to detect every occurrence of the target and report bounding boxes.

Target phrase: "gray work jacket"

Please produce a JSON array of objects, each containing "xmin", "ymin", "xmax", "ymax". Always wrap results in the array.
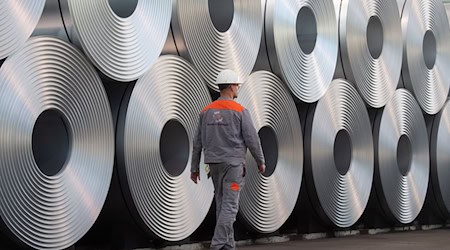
[{"xmin": 191, "ymin": 97, "xmax": 265, "ymax": 172}]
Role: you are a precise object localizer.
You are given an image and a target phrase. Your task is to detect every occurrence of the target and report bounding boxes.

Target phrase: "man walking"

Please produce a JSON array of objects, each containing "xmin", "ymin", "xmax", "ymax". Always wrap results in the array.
[{"xmin": 191, "ymin": 69, "xmax": 266, "ymax": 249}]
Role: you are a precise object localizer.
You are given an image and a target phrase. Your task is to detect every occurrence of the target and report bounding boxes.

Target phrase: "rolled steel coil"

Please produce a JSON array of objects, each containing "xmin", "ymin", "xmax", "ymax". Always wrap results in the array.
[
  {"xmin": 338, "ymin": 0, "xmax": 402, "ymax": 108},
  {"xmin": 373, "ymin": 89, "xmax": 429, "ymax": 224},
  {"xmin": 237, "ymin": 71, "xmax": 303, "ymax": 233},
  {"xmin": 116, "ymin": 55, "xmax": 214, "ymax": 241},
  {"xmin": 0, "ymin": 0, "xmax": 45, "ymax": 59},
  {"xmin": 429, "ymin": 99, "xmax": 450, "ymax": 217},
  {"xmin": 264, "ymin": 0, "xmax": 338, "ymax": 103},
  {"xmin": 401, "ymin": 0, "xmax": 450, "ymax": 115},
  {"xmin": 172, "ymin": 0, "xmax": 264, "ymax": 91},
  {"xmin": 304, "ymin": 79, "xmax": 374, "ymax": 228},
  {"xmin": 0, "ymin": 37, "xmax": 114, "ymax": 249},
  {"xmin": 59, "ymin": 0, "xmax": 172, "ymax": 82}
]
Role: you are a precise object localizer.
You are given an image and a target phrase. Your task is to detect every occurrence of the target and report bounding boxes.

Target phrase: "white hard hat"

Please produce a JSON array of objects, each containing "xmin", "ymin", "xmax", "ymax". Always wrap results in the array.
[{"xmin": 215, "ymin": 69, "xmax": 242, "ymax": 85}]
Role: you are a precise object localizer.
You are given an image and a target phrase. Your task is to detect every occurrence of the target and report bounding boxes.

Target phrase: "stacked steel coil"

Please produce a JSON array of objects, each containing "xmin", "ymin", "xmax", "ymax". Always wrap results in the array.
[
  {"xmin": 0, "ymin": 0, "xmax": 45, "ymax": 59},
  {"xmin": 116, "ymin": 55, "xmax": 214, "ymax": 241},
  {"xmin": 373, "ymin": 89, "xmax": 429, "ymax": 224},
  {"xmin": 0, "ymin": 37, "xmax": 114, "ymax": 249},
  {"xmin": 336, "ymin": 0, "xmax": 402, "ymax": 108},
  {"xmin": 263, "ymin": 0, "xmax": 339, "ymax": 103},
  {"xmin": 400, "ymin": 0, "xmax": 450, "ymax": 114},
  {"xmin": 237, "ymin": 71, "xmax": 303, "ymax": 233},
  {"xmin": 2, "ymin": 0, "xmax": 450, "ymax": 248},
  {"xmin": 171, "ymin": 0, "xmax": 264, "ymax": 91},
  {"xmin": 304, "ymin": 79, "xmax": 374, "ymax": 228},
  {"xmin": 59, "ymin": 0, "xmax": 172, "ymax": 82},
  {"xmin": 429, "ymin": 99, "xmax": 450, "ymax": 217}
]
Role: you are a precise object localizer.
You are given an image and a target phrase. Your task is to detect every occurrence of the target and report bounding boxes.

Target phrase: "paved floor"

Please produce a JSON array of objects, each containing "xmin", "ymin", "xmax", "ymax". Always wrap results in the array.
[{"xmin": 240, "ymin": 229, "xmax": 450, "ymax": 250}]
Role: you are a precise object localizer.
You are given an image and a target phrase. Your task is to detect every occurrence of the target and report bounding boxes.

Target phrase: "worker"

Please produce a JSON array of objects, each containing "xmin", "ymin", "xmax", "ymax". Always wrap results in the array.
[{"xmin": 190, "ymin": 69, "xmax": 266, "ymax": 249}]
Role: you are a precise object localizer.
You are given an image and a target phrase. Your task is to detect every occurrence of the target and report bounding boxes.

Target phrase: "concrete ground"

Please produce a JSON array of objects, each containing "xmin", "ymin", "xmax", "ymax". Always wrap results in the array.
[{"xmin": 239, "ymin": 229, "xmax": 449, "ymax": 250}]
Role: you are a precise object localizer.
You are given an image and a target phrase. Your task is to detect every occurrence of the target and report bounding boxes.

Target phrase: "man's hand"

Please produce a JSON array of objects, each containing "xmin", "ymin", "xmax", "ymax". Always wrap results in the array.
[
  {"xmin": 191, "ymin": 172, "xmax": 200, "ymax": 184},
  {"xmin": 258, "ymin": 164, "xmax": 266, "ymax": 174}
]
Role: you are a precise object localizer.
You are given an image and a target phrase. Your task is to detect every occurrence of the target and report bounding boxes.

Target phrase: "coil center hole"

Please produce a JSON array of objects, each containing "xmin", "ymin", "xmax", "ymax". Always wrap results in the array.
[
  {"xmin": 160, "ymin": 119, "xmax": 189, "ymax": 177},
  {"xmin": 296, "ymin": 7, "xmax": 317, "ymax": 54},
  {"xmin": 108, "ymin": 0, "xmax": 138, "ymax": 18},
  {"xmin": 258, "ymin": 126, "xmax": 278, "ymax": 178},
  {"xmin": 367, "ymin": 16, "xmax": 384, "ymax": 59},
  {"xmin": 397, "ymin": 134, "xmax": 412, "ymax": 176},
  {"xmin": 208, "ymin": 0, "xmax": 234, "ymax": 32},
  {"xmin": 32, "ymin": 109, "xmax": 71, "ymax": 177},
  {"xmin": 334, "ymin": 129, "xmax": 352, "ymax": 175},
  {"xmin": 423, "ymin": 30, "xmax": 437, "ymax": 70}
]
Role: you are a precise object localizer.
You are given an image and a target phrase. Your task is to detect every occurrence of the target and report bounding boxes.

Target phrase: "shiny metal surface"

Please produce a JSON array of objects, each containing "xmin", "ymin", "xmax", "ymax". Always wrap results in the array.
[
  {"xmin": 373, "ymin": 89, "xmax": 429, "ymax": 224},
  {"xmin": 265, "ymin": 0, "xmax": 338, "ymax": 103},
  {"xmin": 117, "ymin": 55, "xmax": 214, "ymax": 241},
  {"xmin": 31, "ymin": 0, "xmax": 69, "ymax": 41},
  {"xmin": 339, "ymin": 0, "xmax": 402, "ymax": 108},
  {"xmin": 397, "ymin": 0, "xmax": 406, "ymax": 15},
  {"xmin": 237, "ymin": 71, "xmax": 303, "ymax": 233},
  {"xmin": 333, "ymin": 0, "xmax": 345, "ymax": 80},
  {"xmin": 304, "ymin": 79, "xmax": 373, "ymax": 228},
  {"xmin": 0, "ymin": 37, "xmax": 114, "ymax": 249},
  {"xmin": 446, "ymin": 3, "xmax": 450, "ymax": 37},
  {"xmin": 0, "ymin": 0, "xmax": 45, "ymax": 59},
  {"xmin": 401, "ymin": 0, "xmax": 450, "ymax": 115},
  {"xmin": 60, "ymin": 0, "xmax": 172, "ymax": 82},
  {"xmin": 430, "ymin": 99, "xmax": 450, "ymax": 217},
  {"xmin": 172, "ymin": 0, "xmax": 264, "ymax": 91}
]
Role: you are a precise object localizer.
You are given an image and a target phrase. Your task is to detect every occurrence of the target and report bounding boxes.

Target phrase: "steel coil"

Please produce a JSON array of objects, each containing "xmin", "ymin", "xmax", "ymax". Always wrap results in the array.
[
  {"xmin": 0, "ymin": 0, "xmax": 45, "ymax": 59},
  {"xmin": 304, "ymin": 79, "xmax": 373, "ymax": 228},
  {"xmin": 116, "ymin": 55, "xmax": 214, "ymax": 241},
  {"xmin": 429, "ymin": 99, "xmax": 450, "ymax": 217},
  {"xmin": 0, "ymin": 37, "xmax": 114, "ymax": 249},
  {"xmin": 172, "ymin": 0, "xmax": 264, "ymax": 91},
  {"xmin": 373, "ymin": 89, "xmax": 429, "ymax": 224},
  {"xmin": 59, "ymin": 0, "xmax": 172, "ymax": 82},
  {"xmin": 401, "ymin": 0, "xmax": 450, "ymax": 115},
  {"xmin": 265, "ymin": 0, "xmax": 338, "ymax": 103},
  {"xmin": 338, "ymin": 0, "xmax": 402, "ymax": 108},
  {"xmin": 237, "ymin": 71, "xmax": 303, "ymax": 233}
]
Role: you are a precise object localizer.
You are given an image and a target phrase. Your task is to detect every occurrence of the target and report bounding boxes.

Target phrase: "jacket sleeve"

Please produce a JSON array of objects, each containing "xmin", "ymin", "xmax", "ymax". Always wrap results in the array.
[
  {"xmin": 191, "ymin": 113, "xmax": 203, "ymax": 173},
  {"xmin": 241, "ymin": 109, "xmax": 265, "ymax": 165}
]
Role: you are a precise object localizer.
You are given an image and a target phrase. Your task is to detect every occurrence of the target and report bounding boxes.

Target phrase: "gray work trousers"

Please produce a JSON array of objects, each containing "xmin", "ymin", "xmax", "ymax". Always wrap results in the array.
[{"xmin": 209, "ymin": 163, "xmax": 245, "ymax": 250}]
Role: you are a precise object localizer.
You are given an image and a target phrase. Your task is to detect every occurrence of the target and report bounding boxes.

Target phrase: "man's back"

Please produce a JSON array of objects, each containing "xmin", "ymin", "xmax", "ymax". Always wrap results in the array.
[
  {"xmin": 191, "ymin": 97, "xmax": 265, "ymax": 172},
  {"xmin": 201, "ymin": 98, "xmax": 246, "ymax": 165}
]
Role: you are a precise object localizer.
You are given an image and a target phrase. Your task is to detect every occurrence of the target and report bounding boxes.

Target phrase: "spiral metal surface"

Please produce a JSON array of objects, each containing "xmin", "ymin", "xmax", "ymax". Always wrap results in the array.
[
  {"xmin": 0, "ymin": 0, "xmax": 45, "ymax": 59},
  {"xmin": 172, "ymin": 0, "xmax": 264, "ymax": 91},
  {"xmin": 265, "ymin": 0, "xmax": 338, "ymax": 103},
  {"xmin": 60, "ymin": 0, "xmax": 172, "ymax": 82},
  {"xmin": 430, "ymin": 99, "xmax": 450, "ymax": 217},
  {"xmin": 0, "ymin": 37, "xmax": 114, "ymax": 249},
  {"xmin": 373, "ymin": 89, "xmax": 429, "ymax": 224},
  {"xmin": 339, "ymin": 0, "xmax": 402, "ymax": 108},
  {"xmin": 401, "ymin": 0, "xmax": 450, "ymax": 115},
  {"xmin": 236, "ymin": 71, "xmax": 303, "ymax": 233},
  {"xmin": 304, "ymin": 79, "xmax": 373, "ymax": 228},
  {"xmin": 117, "ymin": 55, "xmax": 214, "ymax": 241}
]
